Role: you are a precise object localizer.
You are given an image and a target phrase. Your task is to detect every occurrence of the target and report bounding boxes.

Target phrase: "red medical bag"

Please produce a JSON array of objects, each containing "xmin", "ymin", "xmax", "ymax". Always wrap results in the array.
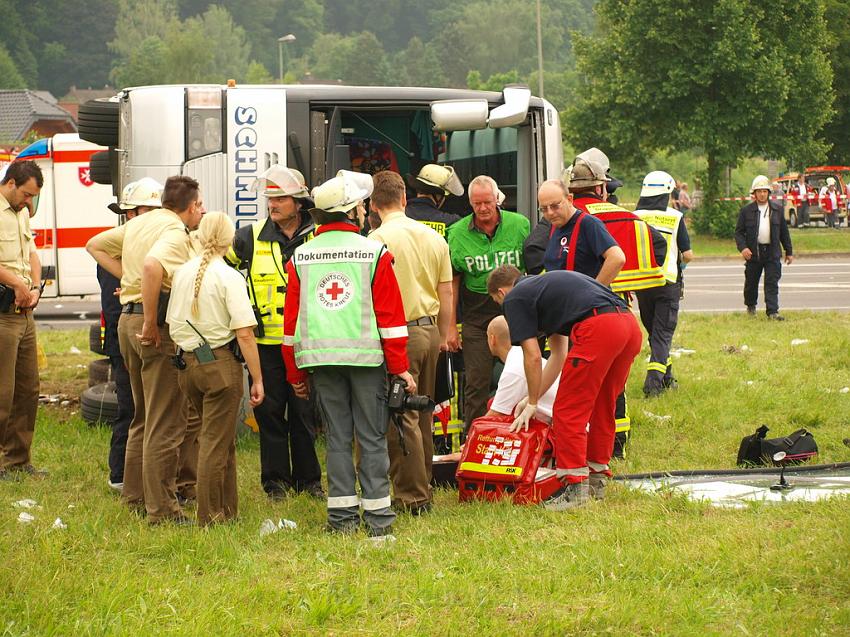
[{"xmin": 456, "ymin": 415, "xmax": 561, "ymax": 505}]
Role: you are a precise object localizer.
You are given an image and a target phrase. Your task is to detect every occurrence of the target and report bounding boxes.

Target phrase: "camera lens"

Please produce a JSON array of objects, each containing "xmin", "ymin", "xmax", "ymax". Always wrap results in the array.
[{"xmin": 402, "ymin": 393, "xmax": 434, "ymax": 412}]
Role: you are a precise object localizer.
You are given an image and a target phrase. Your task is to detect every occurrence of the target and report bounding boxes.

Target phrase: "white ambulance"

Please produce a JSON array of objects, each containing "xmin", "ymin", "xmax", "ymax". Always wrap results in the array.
[
  {"xmin": 80, "ymin": 83, "xmax": 563, "ymax": 225},
  {"xmin": 16, "ymin": 133, "xmax": 116, "ymax": 297}
]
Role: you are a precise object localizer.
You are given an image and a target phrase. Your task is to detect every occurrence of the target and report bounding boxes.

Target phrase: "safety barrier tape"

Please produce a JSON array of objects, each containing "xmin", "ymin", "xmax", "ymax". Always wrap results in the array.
[{"xmin": 712, "ymin": 194, "xmax": 849, "ymax": 202}]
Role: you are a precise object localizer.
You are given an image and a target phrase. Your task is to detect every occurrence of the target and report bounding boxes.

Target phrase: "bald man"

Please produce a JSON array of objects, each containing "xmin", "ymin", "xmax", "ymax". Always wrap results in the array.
[{"xmin": 485, "ymin": 316, "xmax": 561, "ymax": 422}]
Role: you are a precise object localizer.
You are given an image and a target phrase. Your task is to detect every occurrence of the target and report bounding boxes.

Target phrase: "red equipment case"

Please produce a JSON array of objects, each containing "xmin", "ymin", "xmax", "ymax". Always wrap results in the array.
[{"xmin": 456, "ymin": 415, "xmax": 561, "ymax": 504}]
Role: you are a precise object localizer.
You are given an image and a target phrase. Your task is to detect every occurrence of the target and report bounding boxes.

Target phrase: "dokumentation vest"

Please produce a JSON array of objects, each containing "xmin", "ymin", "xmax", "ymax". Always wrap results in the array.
[
  {"xmin": 576, "ymin": 199, "xmax": 666, "ymax": 292},
  {"xmin": 633, "ymin": 207, "xmax": 683, "ymax": 283},
  {"xmin": 292, "ymin": 230, "xmax": 384, "ymax": 368}
]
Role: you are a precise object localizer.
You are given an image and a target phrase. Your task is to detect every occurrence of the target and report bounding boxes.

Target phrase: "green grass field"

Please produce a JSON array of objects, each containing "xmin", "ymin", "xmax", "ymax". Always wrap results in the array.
[
  {"xmin": 3, "ymin": 316, "xmax": 850, "ymax": 636},
  {"xmin": 690, "ymin": 227, "xmax": 850, "ymax": 259}
]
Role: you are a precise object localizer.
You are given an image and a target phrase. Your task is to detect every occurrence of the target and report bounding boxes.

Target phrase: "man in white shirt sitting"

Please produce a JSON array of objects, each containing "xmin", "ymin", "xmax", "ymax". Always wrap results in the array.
[{"xmin": 484, "ymin": 316, "xmax": 560, "ymax": 423}]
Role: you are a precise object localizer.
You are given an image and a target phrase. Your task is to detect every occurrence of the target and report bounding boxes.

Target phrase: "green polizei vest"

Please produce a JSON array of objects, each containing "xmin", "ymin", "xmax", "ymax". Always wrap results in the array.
[
  {"xmin": 633, "ymin": 207, "xmax": 682, "ymax": 283},
  {"xmin": 292, "ymin": 230, "xmax": 385, "ymax": 368},
  {"xmin": 247, "ymin": 221, "xmax": 286, "ymax": 345}
]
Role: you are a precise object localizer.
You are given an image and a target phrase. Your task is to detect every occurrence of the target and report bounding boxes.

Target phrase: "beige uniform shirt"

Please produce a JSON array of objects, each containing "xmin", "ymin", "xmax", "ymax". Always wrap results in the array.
[
  {"xmin": 166, "ymin": 257, "xmax": 257, "ymax": 350},
  {"xmin": 369, "ymin": 210, "xmax": 452, "ymax": 321},
  {"xmin": 92, "ymin": 208, "xmax": 191, "ymax": 304},
  {"xmin": 0, "ymin": 193, "xmax": 34, "ymax": 287}
]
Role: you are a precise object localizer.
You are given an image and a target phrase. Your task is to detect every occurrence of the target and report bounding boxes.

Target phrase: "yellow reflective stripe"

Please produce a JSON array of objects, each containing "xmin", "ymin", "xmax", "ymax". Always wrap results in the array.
[
  {"xmin": 634, "ymin": 220, "xmax": 652, "ymax": 269},
  {"xmin": 433, "ymin": 421, "xmax": 464, "ymax": 434},
  {"xmin": 459, "ymin": 462, "xmax": 523, "ymax": 477},
  {"xmin": 647, "ymin": 362, "xmax": 667, "ymax": 373}
]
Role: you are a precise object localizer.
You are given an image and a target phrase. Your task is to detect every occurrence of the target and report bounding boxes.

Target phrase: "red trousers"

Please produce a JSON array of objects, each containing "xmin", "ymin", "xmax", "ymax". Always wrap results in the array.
[{"xmin": 552, "ymin": 312, "xmax": 642, "ymax": 482}]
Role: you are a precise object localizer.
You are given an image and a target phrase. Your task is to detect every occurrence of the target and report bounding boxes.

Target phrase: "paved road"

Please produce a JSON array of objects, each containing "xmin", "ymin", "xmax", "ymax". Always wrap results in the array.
[
  {"xmin": 31, "ymin": 256, "xmax": 850, "ymax": 328},
  {"xmin": 681, "ymin": 256, "xmax": 850, "ymax": 313}
]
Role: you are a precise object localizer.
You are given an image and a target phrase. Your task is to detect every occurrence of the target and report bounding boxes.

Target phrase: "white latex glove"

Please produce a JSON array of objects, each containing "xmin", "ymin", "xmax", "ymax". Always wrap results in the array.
[
  {"xmin": 511, "ymin": 401, "xmax": 537, "ymax": 432},
  {"xmin": 513, "ymin": 397, "xmax": 529, "ymax": 417}
]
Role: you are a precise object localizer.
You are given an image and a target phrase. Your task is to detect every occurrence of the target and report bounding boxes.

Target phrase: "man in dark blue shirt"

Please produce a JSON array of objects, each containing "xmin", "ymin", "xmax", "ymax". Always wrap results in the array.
[
  {"xmin": 487, "ymin": 266, "xmax": 642, "ymax": 511},
  {"xmin": 538, "ymin": 180, "xmax": 624, "ymax": 282}
]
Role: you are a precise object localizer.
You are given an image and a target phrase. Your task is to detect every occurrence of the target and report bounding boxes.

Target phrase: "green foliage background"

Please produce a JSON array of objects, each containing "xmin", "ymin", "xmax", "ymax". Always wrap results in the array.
[{"xmin": 6, "ymin": 0, "xmax": 850, "ymax": 236}]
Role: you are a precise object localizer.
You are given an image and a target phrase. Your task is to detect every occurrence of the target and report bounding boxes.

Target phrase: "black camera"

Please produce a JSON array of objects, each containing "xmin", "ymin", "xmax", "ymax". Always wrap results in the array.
[{"xmin": 387, "ymin": 376, "xmax": 434, "ymax": 413}]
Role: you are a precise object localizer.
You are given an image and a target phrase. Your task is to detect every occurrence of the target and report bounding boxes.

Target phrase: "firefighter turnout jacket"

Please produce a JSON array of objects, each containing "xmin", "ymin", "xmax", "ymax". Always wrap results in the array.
[{"xmin": 573, "ymin": 195, "xmax": 667, "ymax": 293}]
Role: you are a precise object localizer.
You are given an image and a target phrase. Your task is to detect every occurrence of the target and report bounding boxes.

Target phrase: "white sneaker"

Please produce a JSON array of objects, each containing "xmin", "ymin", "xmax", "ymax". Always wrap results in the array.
[{"xmin": 108, "ymin": 480, "xmax": 123, "ymax": 493}]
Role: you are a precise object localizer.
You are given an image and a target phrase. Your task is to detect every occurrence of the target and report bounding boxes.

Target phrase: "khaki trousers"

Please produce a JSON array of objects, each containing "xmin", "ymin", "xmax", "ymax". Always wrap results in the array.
[
  {"xmin": 118, "ymin": 313, "xmax": 188, "ymax": 522},
  {"xmin": 387, "ymin": 323, "xmax": 439, "ymax": 508},
  {"xmin": 0, "ymin": 311, "xmax": 38, "ymax": 469},
  {"xmin": 176, "ymin": 401, "xmax": 201, "ymax": 500},
  {"xmin": 178, "ymin": 347, "xmax": 242, "ymax": 526}
]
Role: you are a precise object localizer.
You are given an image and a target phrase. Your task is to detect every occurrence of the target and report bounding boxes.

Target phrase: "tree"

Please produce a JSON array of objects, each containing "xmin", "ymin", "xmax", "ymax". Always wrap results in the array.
[
  {"xmin": 0, "ymin": 43, "xmax": 26, "ymax": 89},
  {"xmin": 388, "ymin": 37, "xmax": 447, "ymax": 87},
  {"xmin": 21, "ymin": 0, "xmax": 120, "ymax": 96},
  {"xmin": 111, "ymin": 2, "xmax": 250, "ymax": 86},
  {"xmin": 433, "ymin": 0, "xmax": 566, "ymax": 85},
  {"xmin": 111, "ymin": 36, "xmax": 168, "ymax": 88},
  {"xmin": 245, "ymin": 60, "xmax": 274, "ymax": 84},
  {"xmin": 0, "ymin": 0, "xmax": 41, "ymax": 87},
  {"xmin": 192, "ymin": 5, "xmax": 250, "ymax": 81},
  {"xmin": 307, "ymin": 32, "xmax": 390, "ymax": 85},
  {"xmin": 821, "ymin": 0, "xmax": 850, "ymax": 164},
  {"xmin": 110, "ymin": 0, "xmax": 176, "ymax": 59},
  {"xmin": 565, "ymin": 0, "xmax": 833, "ymax": 231}
]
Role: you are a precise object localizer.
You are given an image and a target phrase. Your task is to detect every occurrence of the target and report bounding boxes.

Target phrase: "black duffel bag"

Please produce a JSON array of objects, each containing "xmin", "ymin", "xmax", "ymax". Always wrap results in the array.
[{"xmin": 737, "ymin": 425, "xmax": 818, "ymax": 466}]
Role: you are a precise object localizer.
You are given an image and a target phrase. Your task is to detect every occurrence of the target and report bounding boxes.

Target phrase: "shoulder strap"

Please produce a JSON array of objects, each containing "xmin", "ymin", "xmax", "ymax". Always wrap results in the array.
[{"xmin": 565, "ymin": 212, "xmax": 586, "ymax": 271}]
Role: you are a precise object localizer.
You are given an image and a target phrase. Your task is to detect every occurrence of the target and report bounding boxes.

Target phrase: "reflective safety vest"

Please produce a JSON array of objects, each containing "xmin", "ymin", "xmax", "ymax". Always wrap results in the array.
[
  {"xmin": 578, "ymin": 200, "xmax": 667, "ymax": 292},
  {"xmin": 224, "ymin": 221, "xmax": 314, "ymax": 346},
  {"xmin": 634, "ymin": 207, "xmax": 683, "ymax": 284},
  {"xmin": 247, "ymin": 222, "xmax": 286, "ymax": 345},
  {"xmin": 291, "ymin": 231, "xmax": 385, "ymax": 368}
]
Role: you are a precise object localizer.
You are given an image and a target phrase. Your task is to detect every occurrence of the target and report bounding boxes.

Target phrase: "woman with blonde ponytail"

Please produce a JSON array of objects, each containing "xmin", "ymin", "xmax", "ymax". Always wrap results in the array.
[{"xmin": 166, "ymin": 211, "xmax": 264, "ymax": 526}]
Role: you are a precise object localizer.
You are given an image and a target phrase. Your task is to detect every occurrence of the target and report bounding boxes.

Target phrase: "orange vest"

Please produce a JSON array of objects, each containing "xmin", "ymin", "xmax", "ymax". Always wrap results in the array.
[{"xmin": 573, "ymin": 196, "xmax": 667, "ymax": 292}]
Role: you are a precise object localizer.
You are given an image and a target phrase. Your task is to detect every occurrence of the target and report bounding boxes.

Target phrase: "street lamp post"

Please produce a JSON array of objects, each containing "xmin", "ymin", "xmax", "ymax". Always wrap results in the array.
[
  {"xmin": 536, "ymin": 0, "xmax": 544, "ymax": 99},
  {"xmin": 278, "ymin": 34, "xmax": 296, "ymax": 83}
]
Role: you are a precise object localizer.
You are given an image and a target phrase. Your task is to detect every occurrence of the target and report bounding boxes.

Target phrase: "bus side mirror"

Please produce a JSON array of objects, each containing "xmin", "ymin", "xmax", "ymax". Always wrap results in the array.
[
  {"xmin": 431, "ymin": 99, "xmax": 489, "ymax": 132},
  {"xmin": 488, "ymin": 85, "xmax": 531, "ymax": 129}
]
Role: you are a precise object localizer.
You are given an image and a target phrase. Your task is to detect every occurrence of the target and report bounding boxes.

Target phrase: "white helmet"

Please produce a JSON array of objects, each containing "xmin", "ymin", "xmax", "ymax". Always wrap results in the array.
[
  {"xmin": 109, "ymin": 177, "xmax": 162, "ymax": 214},
  {"xmin": 250, "ymin": 165, "xmax": 310, "ymax": 198},
  {"xmin": 577, "ymin": 147, "xmax": 610, "ymax": 173},
  {"xmin": 309, "ymin": 170, "xmax": 374, "ymax": 224},
  {"xmin": 640, "ymin": 171, "xmax": 676, "ymax": 197},
  {"xmin": 826, "ymin": 177, "xmax": 836, "ymax": 187},
  {"xmin": 410, "ymin": 164, "xmax": 464, "ymax": 196},
  {"xmin": 750, "ymin": 175, "xmax": 771, "ymax": 193},
  {"xmin": 568, "ymin": 156, "xmax": 610, "ymax": 188}
]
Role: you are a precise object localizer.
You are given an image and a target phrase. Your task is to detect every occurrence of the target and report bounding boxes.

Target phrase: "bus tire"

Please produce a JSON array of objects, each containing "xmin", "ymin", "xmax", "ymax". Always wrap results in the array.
[
  {"xmin": 80, "ymin": 382, "xmax": 120, "ymax": 426},
  {"xmin": 88, "ymin": 357, "xmax": 111, "ymax": 387},
  {"xmin": 89, "ymin": 150, "xmax": 113, "ymax": 185}
]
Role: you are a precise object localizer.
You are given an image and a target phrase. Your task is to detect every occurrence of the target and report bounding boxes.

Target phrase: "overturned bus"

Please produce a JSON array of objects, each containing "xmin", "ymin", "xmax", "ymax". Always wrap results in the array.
[{"xmin": 79, "ymin": 83, "xmax": 563, "ymax": 227}]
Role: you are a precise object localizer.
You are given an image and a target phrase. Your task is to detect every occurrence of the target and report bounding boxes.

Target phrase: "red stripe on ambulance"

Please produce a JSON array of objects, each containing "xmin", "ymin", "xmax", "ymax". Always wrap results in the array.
[{"xmin": 35, "ymin": 227, "xmax": 112, "ymax": 249}]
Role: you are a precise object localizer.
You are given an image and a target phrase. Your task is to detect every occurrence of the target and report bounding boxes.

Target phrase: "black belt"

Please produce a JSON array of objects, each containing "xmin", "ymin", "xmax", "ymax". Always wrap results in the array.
[
  {"xmin": 122, "ymin": 302, "xmax": 144, "ymax": 315},
  {"xmin": 407, "ymin": 316, "xmax": 436, "ymax": 327},
  {"xmin": 578, "ymin": 305, "xmax": 628, "ymax": 323}
]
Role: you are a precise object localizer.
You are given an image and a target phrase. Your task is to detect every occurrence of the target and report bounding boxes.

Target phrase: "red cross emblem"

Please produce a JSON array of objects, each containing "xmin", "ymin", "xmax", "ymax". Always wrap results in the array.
[
  {"xmin": 325, "ymin": 282, "xmax": 344, "ymax": 300},
  {"xmin": 316, "ymin": 272, "xmax": 353, "ymax": 310}
]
